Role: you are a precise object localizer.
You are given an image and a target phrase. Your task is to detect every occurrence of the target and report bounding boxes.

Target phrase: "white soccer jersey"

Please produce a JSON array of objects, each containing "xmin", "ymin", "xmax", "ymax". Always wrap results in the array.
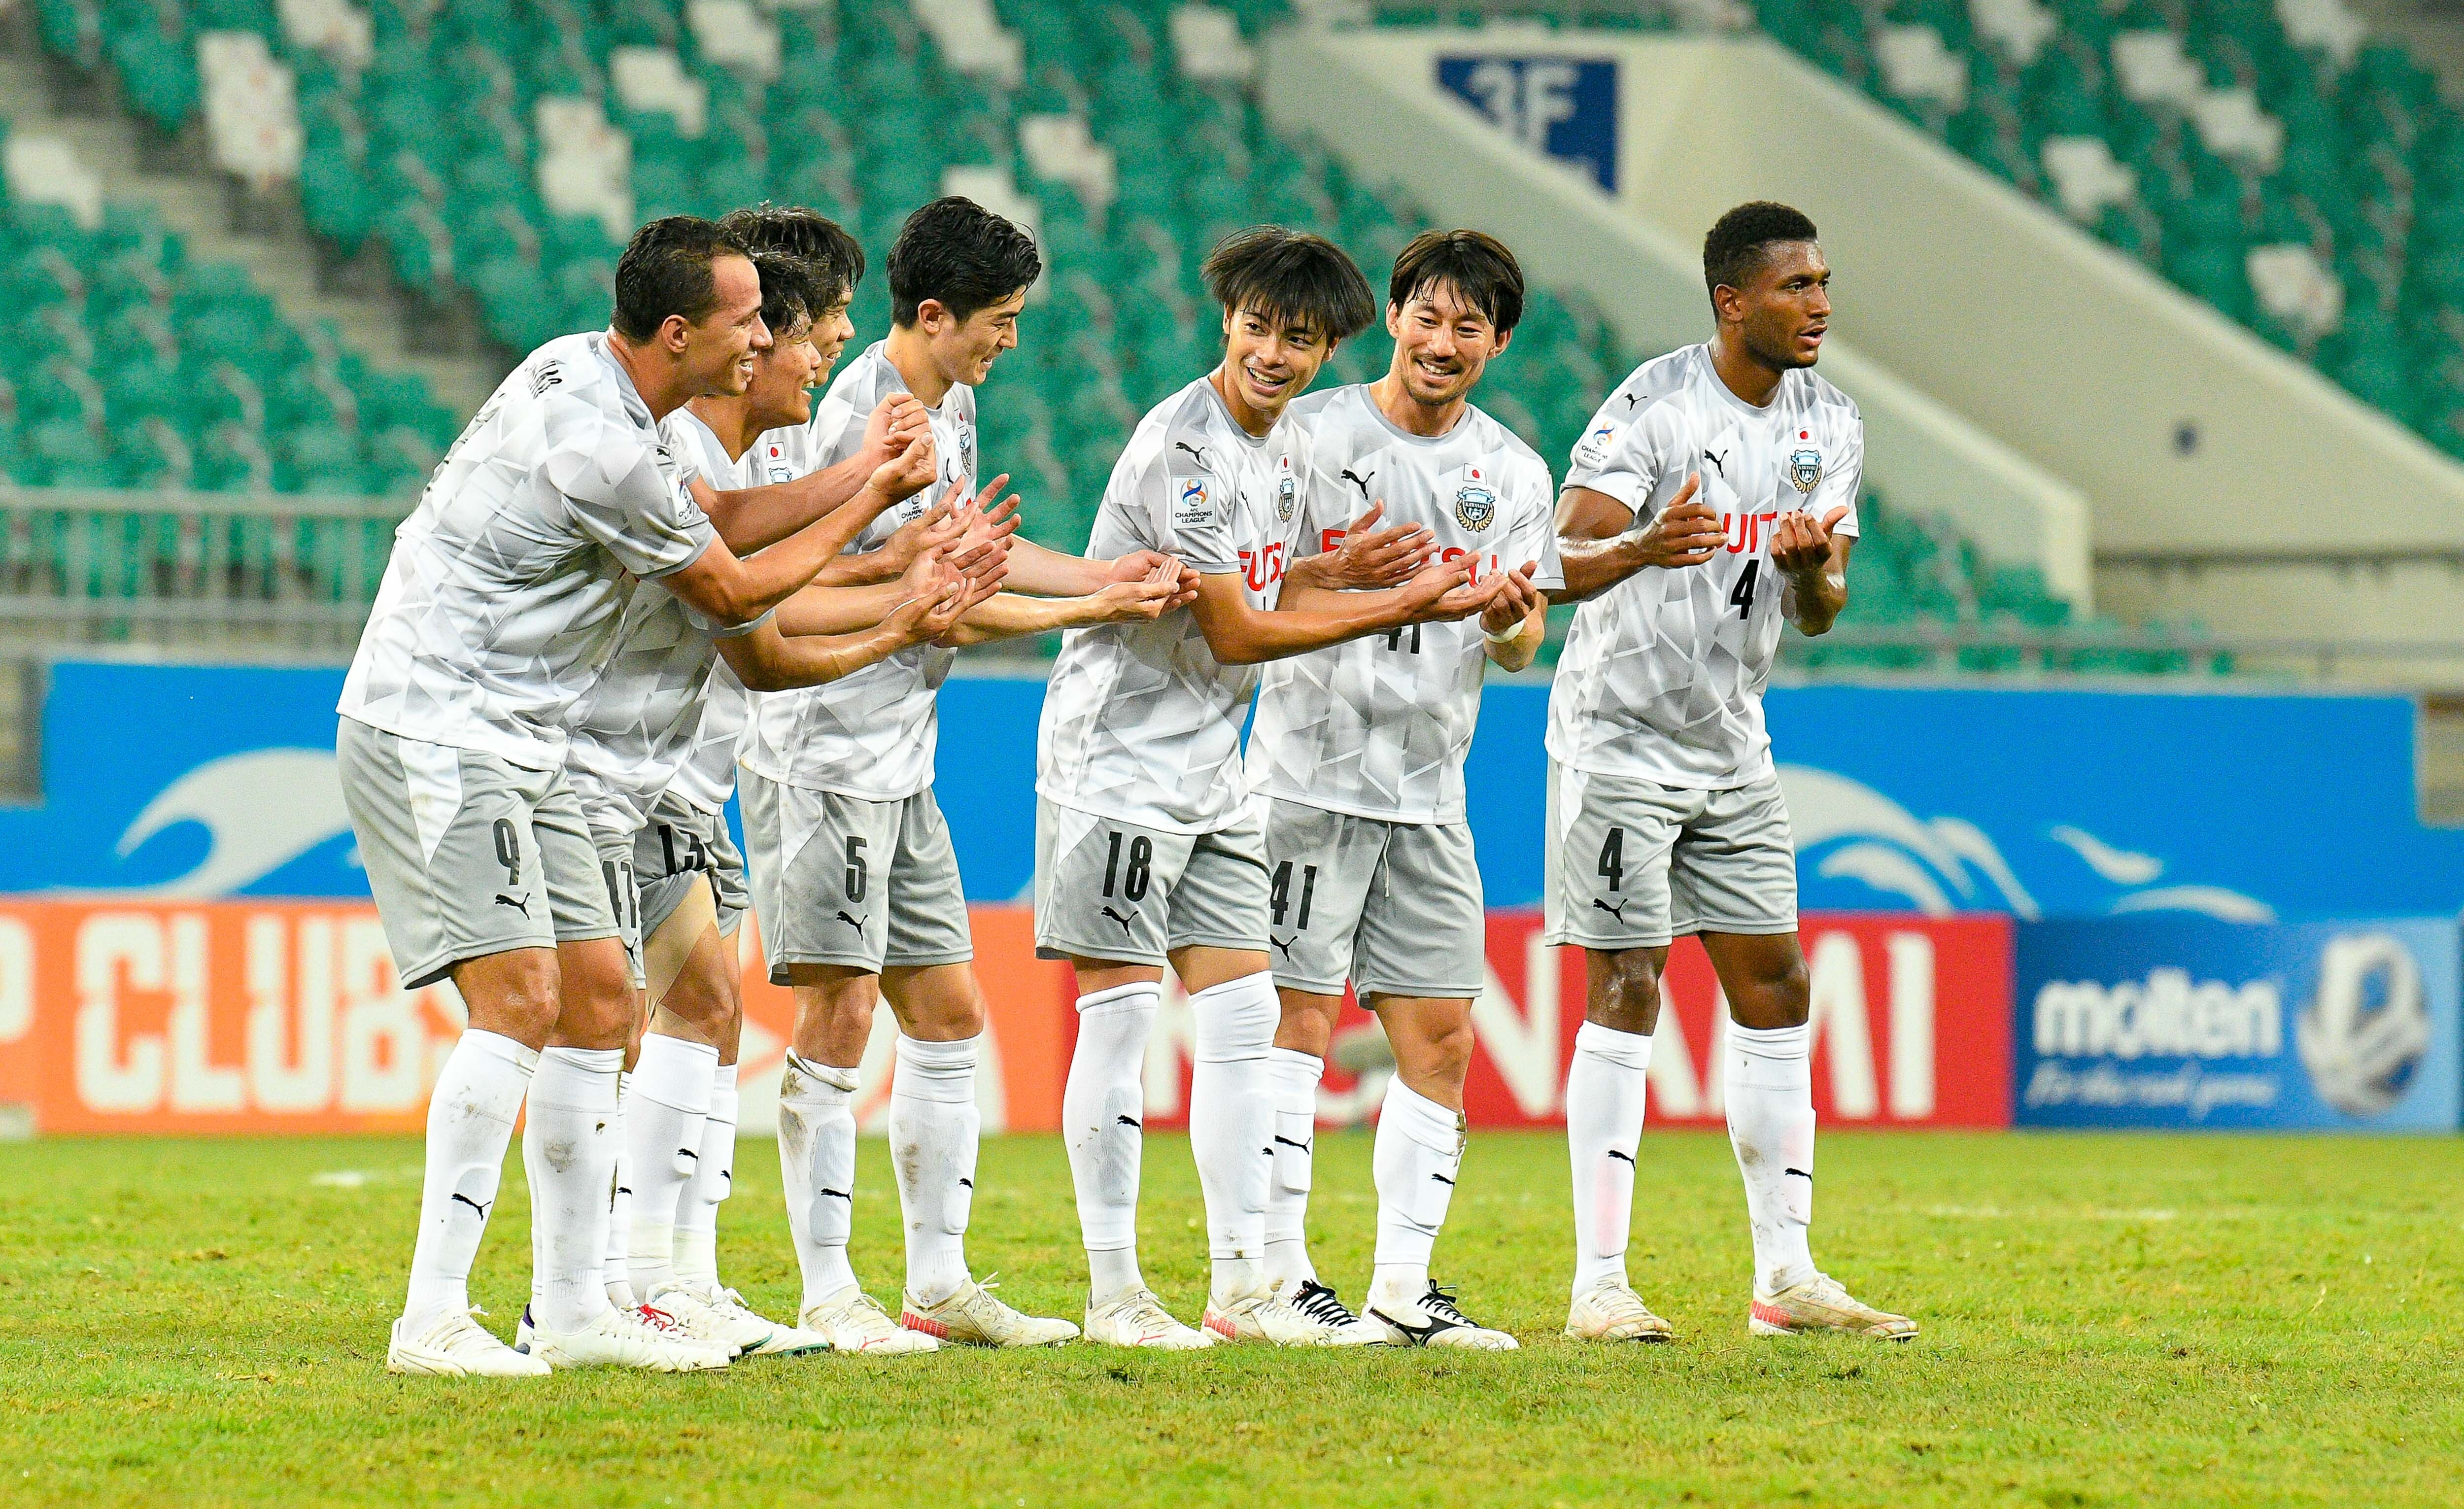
[
  {"xmin": 1246, "ymin": 384, "xmax": 1565, "ymax": 824},
  {"xmin": 1038, "ymin": 374, "xmax": 1313, "ymax": 834},
  {"xmin": 338, "ymin": 331, "xmax": 714, "ymax": 769},
  {"xmin": 561, "ymin": 407, "xmax": 808, "ymax": 834},
  {"xmin": 738, "ymin": 342, "xmax": 973, "ymax": 801},
  {"xmin": 1548, "ymin": 343, "xmax": 1863, "ymax": 789}
]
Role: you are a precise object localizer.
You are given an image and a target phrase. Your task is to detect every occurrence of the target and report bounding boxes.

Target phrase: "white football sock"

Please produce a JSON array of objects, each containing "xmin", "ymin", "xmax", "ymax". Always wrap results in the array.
[
  {"xmin": 623, "ymin": 1033, "xmax": 717, "ymax": 1298},
  {"xmin": 674, "ymin": 1062, "xmax": 737, "ymax": 1290},
  {"xmin": 777, "ymin": 1052, "xmax": 859, "ymax": 1309},
  {"xmin": 1566, "ymin": 1020, "xmax": 1651, "ymax": 1299},
  {"xmin": 1061, "ymin": 981, "xmax": 1158, "ymax": 1304},
  {"xmin": 890, "ymin": 1033, "xmax": 981, "ymax": 1306},
  {"xmin": 1726, "ymin": 1021, "xmax": 1819, "ymax": 1294},
  {"xmin": 402, "ymin": 1029, "xmax": 535, "ymax": 1330},
  {"xmin": 523, "ymin": 1045, "xmax": 622, "ymax": 1333},
  {"xmin": 1188, "ymin": 972, "xmax": 1278, "ymax": 1306},
  {"xmin": 1368, "ymin": 1076, "xmax": 1463, "ymax": 1309},
  {"xmin": 603, "ymin": 1072, "xmax": 635, "ymax": 1309},
  {"xmin": 1262, "ymin": 1047, "xmax": 1323, "ymax": 1294}
]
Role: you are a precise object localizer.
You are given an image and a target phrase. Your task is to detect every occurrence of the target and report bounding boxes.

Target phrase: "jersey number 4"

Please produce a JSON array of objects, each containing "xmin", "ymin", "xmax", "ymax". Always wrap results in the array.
[{"xmin": 1728, "ymin": 559, "xmax": 1759, "ymax": 617}]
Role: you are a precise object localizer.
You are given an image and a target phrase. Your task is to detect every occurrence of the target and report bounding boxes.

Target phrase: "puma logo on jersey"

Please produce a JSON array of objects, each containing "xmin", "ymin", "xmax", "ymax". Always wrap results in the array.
[
  {"xmin": 1340, "ymin": 467, "xmax": 1375, "ymax": 500},
  {"xmin": 493, "ymin": 893, "xmax": 531, "ymax": 916},
  {"xmin": 1270, "ymin": 934, "xmax": 1296, "ymax": 958},
  {"xmin": 835, "ymin": 910, "xmax": 868, "ymax": 930},
  {"xmin": 1100, "ymin": 905, "xmax": 1139, "ymax": 936},
  {"xmin": 1173, "ymin": 441, "xmax": 1210, "ymax": 469},
  {"xmin": 1702, "ymin": 448, "xmax": 1729, "ymax": 478},
  {"xmin": 1592, "ymin": 898, "xmax": 1629, "ymax": 923}
]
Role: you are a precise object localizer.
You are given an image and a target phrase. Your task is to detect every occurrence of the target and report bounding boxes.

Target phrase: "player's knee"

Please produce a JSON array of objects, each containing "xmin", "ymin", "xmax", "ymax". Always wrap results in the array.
[
  {"xmin": 1590, "ymin": 949, "xmax": 1662, "ymax": 1034},
  {"xmin": 554, "ymin": 939, "xmax": 639, "ymax": 1046},
  {"xmin": 1416, "ymin": 1013, "xmax": 1476, "ymax": 1085},
  {"xmin": 469, "ymin": 952, "xmax": 560, "ymax": 1043}
]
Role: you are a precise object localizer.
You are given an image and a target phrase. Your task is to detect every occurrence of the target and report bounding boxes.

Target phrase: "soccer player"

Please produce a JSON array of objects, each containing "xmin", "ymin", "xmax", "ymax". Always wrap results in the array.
[
  {"xmin": 1547, "ymin": 202, "xmax": 1915, "ymax": 1342},
  {"xmin": 744, "ymin": 197, "xmax": 1194, "ymax": 1354},
  {"xmin": 560, "ymin": 218, "xmax": 999, "ymax": 1359},
  {"xmin": 1037, "ymin": 226, "xmax": 1508, "ymax": 1349},
  {"xmin": 1245, "ymin": 230, "xmax": 1558, "ymax": 1350},
  {"xmin": 347, "ymin": 217, "xmax": 920, "ymax": 1375}
]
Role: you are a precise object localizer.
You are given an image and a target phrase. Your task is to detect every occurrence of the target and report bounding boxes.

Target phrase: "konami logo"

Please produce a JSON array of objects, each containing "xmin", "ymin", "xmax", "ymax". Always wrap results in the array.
[{"xmin": 1139, "ymin": 913, "xmax": 2014, "ymax": 1130}]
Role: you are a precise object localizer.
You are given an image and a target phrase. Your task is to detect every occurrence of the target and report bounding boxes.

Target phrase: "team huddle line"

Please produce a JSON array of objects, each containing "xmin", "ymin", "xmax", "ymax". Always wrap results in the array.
[{"xmin": 344, "ymin": 192, "xmax": 1912, "ymax": 1374}]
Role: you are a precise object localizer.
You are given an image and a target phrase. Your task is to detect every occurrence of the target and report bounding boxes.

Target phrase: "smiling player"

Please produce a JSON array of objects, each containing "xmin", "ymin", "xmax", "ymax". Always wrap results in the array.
[
  {"xmin": 1546, "ymin": 201, "xmax": 1914, "ymax": 1344},
  {"xmin": 1245, "ymin": 230, "xmax": 1560, "ymax": 1350}
]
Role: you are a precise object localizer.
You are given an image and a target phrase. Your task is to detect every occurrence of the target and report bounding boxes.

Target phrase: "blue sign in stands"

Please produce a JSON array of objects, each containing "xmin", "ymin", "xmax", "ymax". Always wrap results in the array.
[
  {"xmin": 1436, "ymin": 55, "xmax": 1619, "ymax": 192},
  {"xmin": 2014, "ymin": 917, "xmax": 2462, "ymax": 1130},
  {"xmin": 8, "ymin": 664, "xmax": 2464, "ymax": 929}
]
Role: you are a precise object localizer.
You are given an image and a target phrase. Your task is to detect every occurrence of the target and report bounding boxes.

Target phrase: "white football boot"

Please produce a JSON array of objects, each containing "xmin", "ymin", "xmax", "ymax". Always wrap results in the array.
[
  {"xmin": 1082, "ymin": 1288, "xmax": 1214, "ymax": 1350},
  {"xmin": 799, "ymin": 1285, "xmax": 940, "ymax": 1355},
  {"xmin": 386, "ymin": 1307, "xmax": 550, "ymax": 1377},
  {"xmin": 1366, "ymin": 1282, "xmax": 1517, "ymax": 1351},
  {"xmin": 1749, "ymin": 1273, "xmax": 1917, "ymax": 1340},
  {"xmin": 1564, "ymin": 1281, "xmax": 1676, "ymax": 1343},
  {"xmin": 648, "ymin": 1284, "xmax": 822, "ymax": 1358},
  {"xmin": 515, "ymin": 1303, "xmax": 733, "ymax": 1371},
  {"xmin": 1202, "ymin": 1285, "xmax": 1368, "ymax": 1346},
  {"xmin": 901, "ymin": 1278, "xmax": 1079, "ymax": 1347},
  {"xmin": 692, "ymin": 1284, "xmax": 830, "ymax": 1357},
  {"xmin": 1276, "ymin": 1280, "xmax": 1391, "ymax": 1346}
]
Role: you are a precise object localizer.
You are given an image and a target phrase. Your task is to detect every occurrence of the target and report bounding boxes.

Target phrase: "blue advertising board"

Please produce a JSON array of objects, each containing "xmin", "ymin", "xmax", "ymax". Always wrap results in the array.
[
  {"xmin": 1436, "ymin": 55, "xmax": 1618, "ymax": 192},
  {"xmin": 2014, "ymin": 917, "xmax": 2463, "ymax": 1130},
  {"xmin": 7, "ymin": 662, "xmax": 2464, "ymax": 928}
]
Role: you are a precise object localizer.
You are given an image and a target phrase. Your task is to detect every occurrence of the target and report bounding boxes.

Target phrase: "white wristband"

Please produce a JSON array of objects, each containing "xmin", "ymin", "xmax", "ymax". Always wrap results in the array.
[{"xmin": 1482, "ymin": 618, "xmax": 1523, "ymax": 646}]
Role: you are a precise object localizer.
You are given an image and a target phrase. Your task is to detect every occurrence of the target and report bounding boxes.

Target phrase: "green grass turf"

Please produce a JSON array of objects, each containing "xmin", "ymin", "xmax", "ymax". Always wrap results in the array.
[{"xmin": 2, "ymin": 1130, "xmax": 2459, "ymax": 1508}]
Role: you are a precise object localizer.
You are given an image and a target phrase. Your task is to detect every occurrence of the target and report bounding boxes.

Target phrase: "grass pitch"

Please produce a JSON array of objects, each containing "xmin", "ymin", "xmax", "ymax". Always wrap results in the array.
[{"xmin": 3, "ymin": 1129, "xmax": 2459, "ymax": 1508}]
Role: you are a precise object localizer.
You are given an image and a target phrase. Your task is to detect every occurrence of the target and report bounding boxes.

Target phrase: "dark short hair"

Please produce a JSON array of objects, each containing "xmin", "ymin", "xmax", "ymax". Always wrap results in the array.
[
  {"xmin": 1703, "ymin": 201, "xmax": 1819, "ymax": 302},
  {"xmin": 1389, "ymin": 228, "xmax": 1525, "ymax": 335},
  {"xmin": 888, "ymin": 197, "xmax": 1042, "ymax": 326},
  {"xmin": 613, "ymin": 215, "xmax": 751, "ymax": 342},
  {"xmin": 750, "ymin": 248, "xmax": 823, "ymax": 336},
  {"xmin": 717, "ymin": 203, "xmax": 866, "ymax": 308},
  {"xmin": 1203, "ymin": 226, "xmax": 1375, "ymax": 342}
]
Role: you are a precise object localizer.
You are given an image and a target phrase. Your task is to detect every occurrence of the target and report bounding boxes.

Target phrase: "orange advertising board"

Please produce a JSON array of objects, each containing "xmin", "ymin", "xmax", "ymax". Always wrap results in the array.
[{"xmin": 0, "ymin": 901, "xmax": 2010, "ymax": 1134}]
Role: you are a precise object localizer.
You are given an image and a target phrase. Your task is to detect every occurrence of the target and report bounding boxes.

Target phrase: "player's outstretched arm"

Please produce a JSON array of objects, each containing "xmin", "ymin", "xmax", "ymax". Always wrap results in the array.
[
  {"xmin": 696, "ymin": 395, "xmax": 933, "ymax": 553},
  {"xmin": 934, "ymin": 556, "xmax": 1195, "ymax": 647},
  {"xmin": 776, "ymin": 521, "xmax": 1012, "ymax": 635},
  {"xmin": 1282, "ymin": 501, "xmax": 1434, "ymax": 592},
  {"xmin": 1550, "ymin": 474, "xmax": 1721, "ymax": 604},
  {"xmin": 661, "ymin": 440, "xmax": 942, "ymax": 627},
  {"xmin": 1194, "ymin": 553, "xmax": 1497, "ymax": 666},
  {"xmin": 713, "ymin": 549, "xmax": 999, "ymax": 691},
  {"xmin": 811, "ymin": 476, "xmax": 1022, "ymax": 587},
  {"xmin": 1773, "ymin": 504, "xmax": 1854, "ymax": 636}
]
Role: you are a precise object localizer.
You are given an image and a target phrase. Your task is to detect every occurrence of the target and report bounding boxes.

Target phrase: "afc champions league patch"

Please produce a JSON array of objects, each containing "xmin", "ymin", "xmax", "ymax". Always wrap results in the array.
[
  {"xmin": 1789, "ymin": 436, "xmax": 1824, "ymax": 496},
  {"xmin": 1454, "ymin": 465, "xmax": 1497, "ymax": 532},
  {"xmin": 1174, "ymin": 476, "xmax": 1212, "ymax": 526},
  {"xmin": 1275, "ymin": 453, "xmax": 1296, "ymax": 523}
]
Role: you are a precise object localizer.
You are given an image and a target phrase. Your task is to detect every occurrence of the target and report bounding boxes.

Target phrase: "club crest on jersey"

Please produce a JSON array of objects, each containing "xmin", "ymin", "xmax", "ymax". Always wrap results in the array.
[
  {"xmin": 1274, "ymin": 456, "xmax": 1296, "ymax": 523},
  {"xmin": 1789, "ymin": 447, "xmax": 1823, "ymax": 495},
  {"xmin": 1454, "ymin": 467, "xmax": 1497, "ymax": 532}
]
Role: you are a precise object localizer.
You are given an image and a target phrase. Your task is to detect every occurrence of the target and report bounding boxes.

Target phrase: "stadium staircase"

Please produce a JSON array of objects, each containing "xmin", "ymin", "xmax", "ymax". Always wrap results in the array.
[{"xmin": 2, "ymin": 0, "xmax": 2289, "ymax": 674}]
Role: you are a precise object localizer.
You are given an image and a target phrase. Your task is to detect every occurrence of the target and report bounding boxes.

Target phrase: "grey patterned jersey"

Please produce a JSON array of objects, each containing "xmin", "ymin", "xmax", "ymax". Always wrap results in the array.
[
  {"xmin": 338, "ymin": 331, "xmax": 714, "ymax": 768},
  {"xmin": 1037, "ymin": 374, "xmax": 1313, "ymax": 834},
  {"xmin": 1548, "ymin": 344, "xmax": 1862, "ymax": 789},
  {"xmin": 1246, "ymin": 384, "xmax": 1564, "ymax": 824},
  {"xmin": 561, "ymin": 407, "xmax": 804, "ymax": 834},
  {"xmin": 738, "ymin": 341, "xmax": 971, "ymax": 800}
]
